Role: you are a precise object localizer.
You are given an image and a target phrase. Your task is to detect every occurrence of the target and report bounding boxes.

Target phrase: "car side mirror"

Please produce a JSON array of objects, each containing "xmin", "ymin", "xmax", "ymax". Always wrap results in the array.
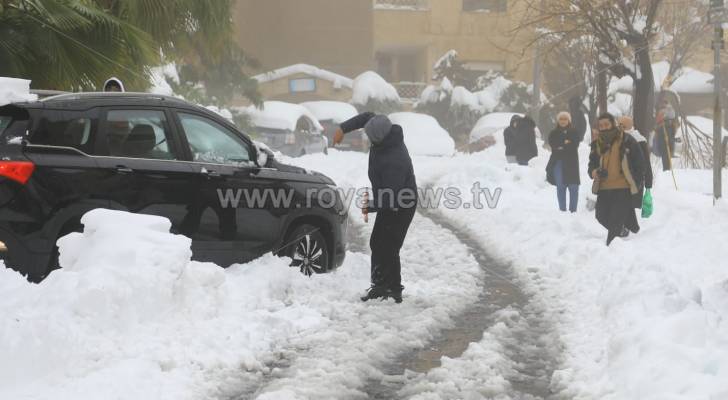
[{"xmin": 254, "ymin": 141, "xmax": 274, "ymax": 167}]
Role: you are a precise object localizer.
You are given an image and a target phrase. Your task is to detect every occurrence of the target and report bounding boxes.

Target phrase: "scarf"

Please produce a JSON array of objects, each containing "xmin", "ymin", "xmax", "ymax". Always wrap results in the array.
[{"xmin": 597, "ymin": 127, "xmax": 621, "ymax": 155}]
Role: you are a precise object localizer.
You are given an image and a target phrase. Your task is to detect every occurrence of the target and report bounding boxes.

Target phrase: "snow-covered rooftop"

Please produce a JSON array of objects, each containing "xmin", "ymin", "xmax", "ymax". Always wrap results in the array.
[
  {"xmin": 252, "ymin": 64, "xmax": 354, "ymax": 89},
  {"xmin": 240, "ymin": 101, "xmax": 324, "ymax": 132}
]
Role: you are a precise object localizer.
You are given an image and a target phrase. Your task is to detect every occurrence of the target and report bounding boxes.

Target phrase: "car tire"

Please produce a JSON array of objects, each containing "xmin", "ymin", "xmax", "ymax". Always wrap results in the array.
[{"xmin": 281, "ymin": 224, "xmax": 329, "ymax": 276}]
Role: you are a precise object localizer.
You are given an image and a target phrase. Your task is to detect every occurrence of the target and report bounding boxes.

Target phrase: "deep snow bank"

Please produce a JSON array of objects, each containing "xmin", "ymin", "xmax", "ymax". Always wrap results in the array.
[{"xmin": 0, "ymin": 209, "xmax": 333, "ymax": 399}]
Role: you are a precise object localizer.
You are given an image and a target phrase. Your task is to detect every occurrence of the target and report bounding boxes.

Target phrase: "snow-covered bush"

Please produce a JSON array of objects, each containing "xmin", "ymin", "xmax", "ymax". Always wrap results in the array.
[{"xmin": 351, "ymin": 71, "xmax": 401, "ymax": 114}]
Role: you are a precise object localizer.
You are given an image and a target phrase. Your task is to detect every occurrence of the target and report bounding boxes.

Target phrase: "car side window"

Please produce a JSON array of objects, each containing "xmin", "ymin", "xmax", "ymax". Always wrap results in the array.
[
  {"xmin": 178, "ymin": 113, "xmax": 252, "ymax": 165},
  {"xmin": 30, "ymin": 109, "xmax": 99, "ymax": 154},
  {"xmin": 105, "ymin": 110, "xmax": 177, "ymax": 160}
]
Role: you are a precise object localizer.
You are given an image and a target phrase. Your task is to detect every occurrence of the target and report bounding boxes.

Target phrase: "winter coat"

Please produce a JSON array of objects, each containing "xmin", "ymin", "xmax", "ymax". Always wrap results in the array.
[
  {"xmin": 588, "ymin": 130, "xmax": 646, "ymax": 208},
  {"xmin": 504, "ymin": 115, "xmax": 520, "ymax": 156},
  {"xmin": 340, "ymin": 113, "xmax": 418, "ymax": 213},
  {"xmin": 625, "ymin": 129, "xmax": 653, "ymax": 208},
  {"xmin": 546, "ymin": 126, "xmax": 581, "ymax": 186},
  {"xmin": 513, "ymin": 116, "xmax": 538, "ymax": 164}
]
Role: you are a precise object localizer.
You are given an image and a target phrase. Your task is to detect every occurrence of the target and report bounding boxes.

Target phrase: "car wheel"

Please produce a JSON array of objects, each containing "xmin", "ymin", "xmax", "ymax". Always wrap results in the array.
[{"xmin": 283, "ymin": 224, "xmax": 329, "ymax": 277}]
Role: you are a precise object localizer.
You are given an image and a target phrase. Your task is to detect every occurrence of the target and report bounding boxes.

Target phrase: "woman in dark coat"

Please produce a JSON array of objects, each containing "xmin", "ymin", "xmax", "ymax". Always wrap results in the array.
[
  {"xmin": 513, "ymin": 115, "xmax": 538, "ymax": 166},
  {"xmin": 546, "ymin": 112, "xmax": 581, "ymax": 212},
  {"xmin": 503, "ymin": 115, "xmax": 520, "ymax": 163}
]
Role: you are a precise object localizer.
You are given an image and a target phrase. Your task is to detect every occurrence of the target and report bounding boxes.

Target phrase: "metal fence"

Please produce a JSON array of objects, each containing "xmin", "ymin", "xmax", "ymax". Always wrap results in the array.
[
  {"xmin": 393, "ymin": 82, "xmax": 427, "ymax": 102},
  {"xmin": 374, "ymin": 0, "xmax": 429, "ymax": 10}
]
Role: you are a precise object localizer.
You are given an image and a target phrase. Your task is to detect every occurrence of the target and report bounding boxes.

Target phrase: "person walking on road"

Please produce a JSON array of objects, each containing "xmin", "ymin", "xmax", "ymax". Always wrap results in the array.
[
  {"xmin": 546, "ymin": 112, "xmax": 581, "ymax": 212},
  {"xmin": 513, "ymin": 115, "xmax": 538, "ymax": 166},
  {"xmin": 588, "ymin": 113, "xmax": 646, "ymax": 245},
  {"xmin": 504, "ymin": 115, "xmax": 520, "ymax": 164},
  {"xmin": 619, "ymin": 116, "xmax": 653, "ymax": 210},
  {"xmin": 334, "ymin": 113, "xmax": 417, "ymax": 304},
  {"xmin": 656, "ymin": 100, "xmax": 677, "ymax": 171}
]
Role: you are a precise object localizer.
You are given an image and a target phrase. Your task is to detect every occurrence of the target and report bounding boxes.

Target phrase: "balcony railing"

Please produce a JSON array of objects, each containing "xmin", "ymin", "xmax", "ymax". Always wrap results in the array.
[
  {"xmin": 393, "ymin": 82, "xmax": 427, "ymax": 102},
  {"xmin": 374, "ymin": 0, "xmax": 429, "ymax": 11}
]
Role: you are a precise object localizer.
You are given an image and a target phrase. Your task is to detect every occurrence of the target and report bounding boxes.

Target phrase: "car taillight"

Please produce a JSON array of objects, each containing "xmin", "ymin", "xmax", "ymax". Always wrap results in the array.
[
  {"xmin": 285, "ymin": 134, "xmax": 296, "ymax": 145},
  {"xmin": 0, "ymin": 161, "xmax": 35, "ymax": 184}
]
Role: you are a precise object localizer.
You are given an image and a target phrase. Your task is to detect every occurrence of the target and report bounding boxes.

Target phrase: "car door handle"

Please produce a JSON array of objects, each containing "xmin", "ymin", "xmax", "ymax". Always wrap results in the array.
[
  {"xmin": 200, "ymin": 167, "xmax": 220, "ymax": 177},
  {"xmin": 115, "ymin": 166, "xmax": 133, "ymax": 174}
]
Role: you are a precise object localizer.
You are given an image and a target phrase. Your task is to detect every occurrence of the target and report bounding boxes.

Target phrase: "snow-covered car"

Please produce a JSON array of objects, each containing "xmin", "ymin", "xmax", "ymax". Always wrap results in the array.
[
  {"xmin": 388, "ymin": 112, "xmax": 456, "ymax": 157},
  {"xmin": 242, "ymin": 101, "xmax": 328, "ymax": 157},
  {"xmin": 469, "ymin": 112, "xmax": 523, "ymax": 153},
  {"xmin": 301, "ymin": 101, "xmax": 369, "ymax": 152}
]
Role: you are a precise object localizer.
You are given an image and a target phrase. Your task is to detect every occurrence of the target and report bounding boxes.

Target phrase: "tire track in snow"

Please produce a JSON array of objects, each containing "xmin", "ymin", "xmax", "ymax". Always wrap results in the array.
[
  {"xmin": 364, "ymin": 209, "xmax": 565, "ymax": 400},
  {"xmin": 228, "ymin": 214, "xmax": 485, "ymax": 399}
]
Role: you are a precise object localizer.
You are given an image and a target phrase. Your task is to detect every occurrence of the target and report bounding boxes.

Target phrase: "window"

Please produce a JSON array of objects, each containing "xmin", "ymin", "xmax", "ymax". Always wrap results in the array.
[
  {"xmin": 178, "ymin": 113, "xmax": 252, "ymax": 165},
  {"xmin": 463, "ymin": 0, "xmax": 507, "ymax": 12},
  {"xmin": 30, "ymin": 110, "xmax": 99, "ymax": 154},
  {"xmin": 0, "ymin": 116, "xmax": 11, "ymax": 135},
  {"xmin": 106, "ymin": 110, "xmax": 177, "ymax": 160}
]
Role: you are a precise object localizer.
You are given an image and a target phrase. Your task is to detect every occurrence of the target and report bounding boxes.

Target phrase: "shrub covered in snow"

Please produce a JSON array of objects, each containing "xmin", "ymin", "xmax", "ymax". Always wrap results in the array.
[{"xmin": 351, "ymin": 71, "xmax": 401, "ymax": 114}]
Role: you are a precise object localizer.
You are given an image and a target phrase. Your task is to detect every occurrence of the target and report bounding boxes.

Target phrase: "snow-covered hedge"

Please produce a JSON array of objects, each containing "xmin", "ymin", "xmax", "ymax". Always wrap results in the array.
[{"xmin": 351, "ymin": 71, "xmax": 401, "ymax": 114}]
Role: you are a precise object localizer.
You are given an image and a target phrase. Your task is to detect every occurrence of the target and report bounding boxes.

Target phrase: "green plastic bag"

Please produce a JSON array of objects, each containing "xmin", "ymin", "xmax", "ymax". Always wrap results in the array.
[{"xmin": 642, "ymin": 189, "xmax": 653, "ymax": 219}]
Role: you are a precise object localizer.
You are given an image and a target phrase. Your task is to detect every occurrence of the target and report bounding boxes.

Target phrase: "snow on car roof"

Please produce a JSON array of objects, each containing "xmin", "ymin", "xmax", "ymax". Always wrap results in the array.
[
  {"xmin": 0, "ymin": 77, "xmax": 38, "ymax": 106},
  {"xmin": 241, "ymin": 101, "xmax": 324, "ymax": 132},
  {"xmin": 388, "ymin": 112, "xmax": 455, "ymax": 156},
  {"xmin": 300, "ymin": 101, "xmax": 358, "ymax": 124},
  {"xmin": 252, "ymin": 64, "xmax": 353, "ymax": 89}
]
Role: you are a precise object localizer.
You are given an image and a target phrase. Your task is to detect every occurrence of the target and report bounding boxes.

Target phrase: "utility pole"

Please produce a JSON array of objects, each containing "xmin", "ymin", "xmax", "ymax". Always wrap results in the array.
[
  {"xmin": 531, "ymin": 0, "xmax": 544, "ymax": 128},
  {"xmin": 710, "ymin": 0, "xmax": 725, "ymax": 202}
]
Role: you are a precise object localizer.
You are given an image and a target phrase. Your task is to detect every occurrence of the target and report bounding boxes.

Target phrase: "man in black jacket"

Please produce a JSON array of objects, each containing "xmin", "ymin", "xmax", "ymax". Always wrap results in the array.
[{"xmin": 334, "ymin": 113, "xmax": 417, "ymax": 303}]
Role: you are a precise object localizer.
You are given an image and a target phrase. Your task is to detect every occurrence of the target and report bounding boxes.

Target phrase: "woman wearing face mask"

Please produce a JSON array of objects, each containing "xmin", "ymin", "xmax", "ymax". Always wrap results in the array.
[
  {"xmin": 588, "ymin": 113, "xmax": 646, "ymax": 246},
  {"xmin": 546, "ymin": 112, "xmax": 581, "ymax": 212}
]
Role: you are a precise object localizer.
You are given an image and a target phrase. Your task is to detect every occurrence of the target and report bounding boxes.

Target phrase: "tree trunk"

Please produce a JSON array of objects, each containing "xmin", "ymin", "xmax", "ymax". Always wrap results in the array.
[
  {"xmin": 633, "ymin": 46, "xmax": 656, "ymax": 136},
  {"xmin": 596, "ymin": 62, "xmax": 609, "ymax": 115}
]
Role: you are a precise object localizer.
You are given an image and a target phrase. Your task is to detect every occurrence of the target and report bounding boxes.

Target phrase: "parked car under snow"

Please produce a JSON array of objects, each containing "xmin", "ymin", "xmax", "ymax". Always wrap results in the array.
[
  {"xmin": 301, "ymin": 101, "xmax": 369, "ymax": 152},
  {"xmin": 242, "ymin": 101, "xmax": 328, "ymax": 157}
]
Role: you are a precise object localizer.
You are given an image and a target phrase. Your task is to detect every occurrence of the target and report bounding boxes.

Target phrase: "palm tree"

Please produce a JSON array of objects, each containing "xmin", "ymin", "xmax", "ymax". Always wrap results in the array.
[
  {"xmin": 0, "ymin": 0, "xmax": 260, "ymax": 104},
  {"xmin": 0, "ymin": 0, "xmax": 157, "ymax": 90}
]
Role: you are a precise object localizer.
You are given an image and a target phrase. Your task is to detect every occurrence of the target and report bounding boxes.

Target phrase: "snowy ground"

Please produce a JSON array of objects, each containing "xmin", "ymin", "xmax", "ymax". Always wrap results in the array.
[{"xmin": 1, "ymin": 136, "xmax": 728, "ymax": 399}]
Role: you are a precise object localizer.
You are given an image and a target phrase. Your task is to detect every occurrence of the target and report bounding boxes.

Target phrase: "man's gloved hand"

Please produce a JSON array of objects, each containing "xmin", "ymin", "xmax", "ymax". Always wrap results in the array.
[{"xmin": 333, "ymin": 127, "xmax": 344, "ymax": 146}]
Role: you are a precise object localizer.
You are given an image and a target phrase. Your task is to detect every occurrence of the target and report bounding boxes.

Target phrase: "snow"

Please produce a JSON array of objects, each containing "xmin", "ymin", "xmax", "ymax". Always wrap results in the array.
[
  {"xmin": 609, "ymin": 61, "xmax": 714, "ymax": 95},
  {"xmin": 469, "ymin": 112, "xmax": 522, "ymax": 143},
  {"xmin": 394, "ymin": 145, "xmax": 728, "ymax": 400},
  {"xmin": 300, "ymin": 101, "xmax": 358, "ymax": 124},
  {"xmin": 0, "ymin": 77, "xmax": 37, "ymax": 105},
  {"xmin": 240, "ymin": 101, "xmax": 324, "ymax": 132},
  {"xmin": 351, "ymin": 71, "xmax": 400, "ymax": 105},
  {"xmin": 252, "ymin": 64, "xmax": 353, "ymax": 90},
  {"xmin": 388, "ymin": 112, "xmax": 455, "ymax": 156},
  {"xmin": 450, "ymin": 86, "xmax": 480, "ymax": 112},
  {"xmin": 686, "ymin": 115, "xmax": 728, "ymax": 139},
  {"xmin": 149, "ymin": 64, "xmax": 179, "ymax": 96}
]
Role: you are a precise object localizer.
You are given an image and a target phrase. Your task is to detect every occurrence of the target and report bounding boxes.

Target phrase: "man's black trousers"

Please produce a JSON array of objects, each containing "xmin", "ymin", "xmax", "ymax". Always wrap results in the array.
[
  {"xmin": 369, "ymin": 207, "xmax": 416, "ymax": 290},
  {"xmin": 595, "ymin": 189, "xmax": 639, "ymax": 246}
]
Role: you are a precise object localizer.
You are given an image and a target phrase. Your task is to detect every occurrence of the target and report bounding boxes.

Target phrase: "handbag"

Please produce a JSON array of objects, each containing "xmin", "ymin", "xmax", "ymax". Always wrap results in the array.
[{"xmin": 642, "ymin": 189, "xmax": 653, "ymax": 218}]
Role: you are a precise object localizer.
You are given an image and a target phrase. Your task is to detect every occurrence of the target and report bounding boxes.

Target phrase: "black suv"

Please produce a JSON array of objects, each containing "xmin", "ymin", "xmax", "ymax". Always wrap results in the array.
[{"xmin": 0, "ymin": 93, "xmax": 347, "ymax": 281}]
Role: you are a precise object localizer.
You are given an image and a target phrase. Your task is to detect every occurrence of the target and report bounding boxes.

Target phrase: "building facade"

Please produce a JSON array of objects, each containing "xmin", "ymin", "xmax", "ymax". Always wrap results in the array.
[{"xmin": 235, "ymin": 0, "xmax": 535, "ymax": 102}]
